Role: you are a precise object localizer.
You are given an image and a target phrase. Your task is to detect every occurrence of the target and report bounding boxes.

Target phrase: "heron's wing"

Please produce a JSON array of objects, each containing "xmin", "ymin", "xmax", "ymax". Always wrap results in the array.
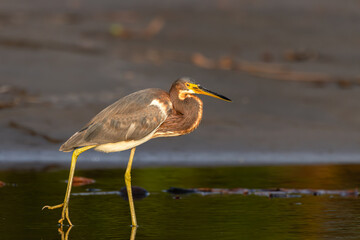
[
  {"xmin": 60, "ymin": 89, "xmax": 172, "ymax": 152},
  {"xmin": 84, "ymin": 105, "xmax": 168, "ymax": 143}
]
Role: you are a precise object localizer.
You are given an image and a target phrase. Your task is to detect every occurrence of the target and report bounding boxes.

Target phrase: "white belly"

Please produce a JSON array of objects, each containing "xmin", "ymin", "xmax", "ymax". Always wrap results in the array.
[{"xmin": 94, "ymin": 131, "xmax": 155, "ymax": 153}]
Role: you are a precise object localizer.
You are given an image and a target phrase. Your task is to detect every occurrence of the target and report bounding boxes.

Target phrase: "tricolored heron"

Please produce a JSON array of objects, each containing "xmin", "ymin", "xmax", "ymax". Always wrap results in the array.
[{"xmin": 42, "ymin": 77, "xmax": 231, "ymax": 226}]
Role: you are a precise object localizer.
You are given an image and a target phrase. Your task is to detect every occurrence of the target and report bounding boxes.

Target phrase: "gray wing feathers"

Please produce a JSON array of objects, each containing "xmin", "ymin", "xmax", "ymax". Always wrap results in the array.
[
  {"xmin": 60, "ymin": 89, "xmax": 171, "ymax": 152},
  {"xmin": 84, "ymin": 106, "xmax": 166, "ymax": 143}
]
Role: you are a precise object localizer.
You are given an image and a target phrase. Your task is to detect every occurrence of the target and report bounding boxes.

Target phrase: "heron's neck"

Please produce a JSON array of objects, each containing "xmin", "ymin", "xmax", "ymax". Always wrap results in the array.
[
  {"xmin": 171, "ymin": 93, "xmax": 203, "ymax": 134},
  {"xmin": 153, "ymin": 91, "xmax": 203, "ymax": 138}
]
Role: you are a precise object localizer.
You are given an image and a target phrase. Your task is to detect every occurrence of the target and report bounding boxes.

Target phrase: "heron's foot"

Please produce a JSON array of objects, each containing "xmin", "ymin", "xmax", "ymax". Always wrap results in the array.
[
  {"xmin": 42, "ymin": 203, "xmax": 73, "ymax": 226},
  {"xmin": 42, "ymin": 203, "xmax": 64, "ymax": 210}
]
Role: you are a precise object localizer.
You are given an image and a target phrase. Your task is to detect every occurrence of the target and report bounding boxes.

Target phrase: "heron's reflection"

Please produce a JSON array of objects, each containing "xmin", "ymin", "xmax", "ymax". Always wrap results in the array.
[
  {"xmin": 58, "ymin": 225, "xmax": 137, "ymax": 240},
  {"xmin": 130, "ymin": 226, "xmax": 137, "ymax": 240},
  {"xmin": 56, "ymin": 185, "xmax": 147, "ymax": 240},
  {"xmin": 58, "ymin": 225, "xmax": 73, "ymax": 240}
]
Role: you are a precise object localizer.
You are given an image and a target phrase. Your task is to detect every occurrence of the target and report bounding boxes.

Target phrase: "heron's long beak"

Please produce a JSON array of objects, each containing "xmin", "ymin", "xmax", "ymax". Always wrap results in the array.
[{"xmin": 189, "ymin": 83, "xmax": 232, "ymax": 102}]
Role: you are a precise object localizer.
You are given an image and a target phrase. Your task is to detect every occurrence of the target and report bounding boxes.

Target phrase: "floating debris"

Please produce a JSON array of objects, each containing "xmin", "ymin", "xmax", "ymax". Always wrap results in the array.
[
  {"xmin": 72, "ymin": 190, "xmax": 119, "ymax": 196},
  {"xmin": 166, "ymin": 187, "xmax": 197, "ymax": 194},
  {"xmin": 85, "ymin": 188, "xmax": 102, "ymax": 192},
  {"xmin": 72, "ymin": 186, "xmax": 149, "ymax": 200},
  {"xmin": 71, "ymin": 176, "xmax": 95, "ymax": 187},
  {"xmin": 165, "ymin": 187, "xmax": 359, "ymax": 198},
  {"xmin": 119, "ymin": 186, "xmax": 149, "ymax": 200}
]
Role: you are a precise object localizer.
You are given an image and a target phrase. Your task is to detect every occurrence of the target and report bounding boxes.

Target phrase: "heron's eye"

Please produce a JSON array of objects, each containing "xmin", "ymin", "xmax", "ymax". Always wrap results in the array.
[{"xmin": 186, "ymin": 83, "xmax": 190, "ymax": 87}]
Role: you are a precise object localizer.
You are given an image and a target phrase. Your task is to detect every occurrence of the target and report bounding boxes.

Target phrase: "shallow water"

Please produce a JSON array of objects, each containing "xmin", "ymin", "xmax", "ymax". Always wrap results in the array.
[{"xmin": 0, "ymin": 165, "xmax": 359, "ymax": 239}]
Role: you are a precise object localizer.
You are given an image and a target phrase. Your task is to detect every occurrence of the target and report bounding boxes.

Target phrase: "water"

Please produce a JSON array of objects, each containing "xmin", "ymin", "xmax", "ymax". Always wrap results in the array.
[{"xmin": 0, "ymin": 165, "xmax": 359, "ymax": 239}]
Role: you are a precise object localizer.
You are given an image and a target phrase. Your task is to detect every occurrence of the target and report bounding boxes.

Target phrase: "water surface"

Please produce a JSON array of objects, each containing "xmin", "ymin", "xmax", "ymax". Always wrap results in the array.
[{"xmin": 0, "ymin": 165, "xmax": 359, "ymax": 239}]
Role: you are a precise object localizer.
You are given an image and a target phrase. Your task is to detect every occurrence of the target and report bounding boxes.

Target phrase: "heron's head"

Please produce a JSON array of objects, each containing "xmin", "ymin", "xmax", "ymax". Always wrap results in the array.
[{"xmin": 172, "ymin": 77, "xmax": 232, "ymax": 102}]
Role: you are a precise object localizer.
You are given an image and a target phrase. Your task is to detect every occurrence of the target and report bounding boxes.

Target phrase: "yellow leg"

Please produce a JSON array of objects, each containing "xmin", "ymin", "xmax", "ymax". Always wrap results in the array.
[
  {"xmin": 125, "ymin": 147, "xmax": 138, "ymax": 227},
  {"xmin": 42, "ymin": 145, "xmax": 95, "ymax": 226}
]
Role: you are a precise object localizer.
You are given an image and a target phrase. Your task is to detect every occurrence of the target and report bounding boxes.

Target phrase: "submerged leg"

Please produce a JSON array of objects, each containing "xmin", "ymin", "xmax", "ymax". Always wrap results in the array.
[
  {"xmin": 130, "ymin": 226, "xmax": 137, "ymax": 240},
  {"xmin": 43, "ymin": 145, "xmax": 95, "ymax": 225},
  {"xmin": 125, "ymin": 147, "xmax": 137, "ymax": 227}
]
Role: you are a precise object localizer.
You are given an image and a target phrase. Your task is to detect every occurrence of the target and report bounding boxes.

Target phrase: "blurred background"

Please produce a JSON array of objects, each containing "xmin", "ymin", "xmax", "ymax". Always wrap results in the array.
[
  {"xmin": 1, "ymin": 0, "xmax": 360, "ymax": 167},
  {"xmin": 1, "ymin": 1, "xmax": 360, "ymax": 239}
]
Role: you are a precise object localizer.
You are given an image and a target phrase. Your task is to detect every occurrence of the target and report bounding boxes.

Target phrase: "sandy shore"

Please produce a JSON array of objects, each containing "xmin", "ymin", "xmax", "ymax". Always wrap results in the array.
[{"xmin": 1, "ymin": 0, "xmax": 360, "ymax": 168}]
